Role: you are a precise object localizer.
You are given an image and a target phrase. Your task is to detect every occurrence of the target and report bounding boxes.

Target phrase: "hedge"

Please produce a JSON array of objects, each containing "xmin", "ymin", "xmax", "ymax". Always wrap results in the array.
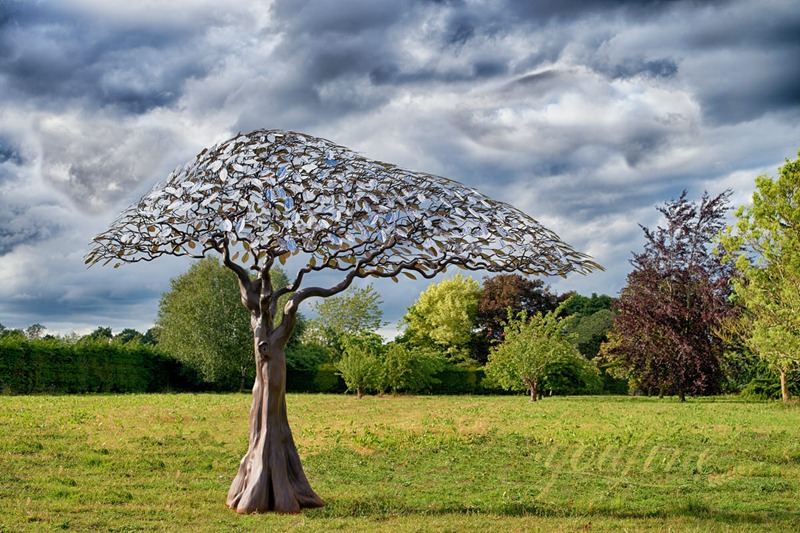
[
  {"xmin": 1, "ymin": 336, "xmax": 617, "ymax": 396},
  {"xmin": 0, "ymin": 337, "xmax": 185, "ymax": 394}
]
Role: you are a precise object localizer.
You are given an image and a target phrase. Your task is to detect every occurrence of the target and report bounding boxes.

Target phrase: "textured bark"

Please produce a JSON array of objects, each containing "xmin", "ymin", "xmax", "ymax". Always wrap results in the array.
[
  {"xmin": 226, "ymin": 332, "xmax": 324, "ymax": 514},
  {"xmin": 526, "ymin": 380, "xmax": 538, "ymax": 402},
  {"xmin": 780, "ymin": 369, "xmax": 790, "ymax": 403}
]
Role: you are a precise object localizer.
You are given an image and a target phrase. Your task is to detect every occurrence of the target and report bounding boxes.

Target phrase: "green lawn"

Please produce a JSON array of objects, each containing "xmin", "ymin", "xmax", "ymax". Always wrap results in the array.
[{"xmin": 0, "ymin": 393, "xmax": 798, "ymax": 532}]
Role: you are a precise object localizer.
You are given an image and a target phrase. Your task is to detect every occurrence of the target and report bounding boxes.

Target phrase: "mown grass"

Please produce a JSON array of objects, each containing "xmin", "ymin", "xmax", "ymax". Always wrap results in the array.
[{"xmin": 0, "ymin": 393, "xmax": 798, "ymax": 532}]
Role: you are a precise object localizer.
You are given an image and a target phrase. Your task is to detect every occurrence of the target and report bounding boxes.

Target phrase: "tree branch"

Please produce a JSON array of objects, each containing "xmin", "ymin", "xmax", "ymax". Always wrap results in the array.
[{"xmin": 214, "ymin": 238, "xmax": 258, "ymax": 311}]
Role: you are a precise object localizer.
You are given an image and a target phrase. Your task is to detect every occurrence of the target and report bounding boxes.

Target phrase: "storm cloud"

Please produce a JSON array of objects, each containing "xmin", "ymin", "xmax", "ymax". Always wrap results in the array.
[{"xmin": 1, "ymin": 0, "xmax": 798, "ymax": 334}]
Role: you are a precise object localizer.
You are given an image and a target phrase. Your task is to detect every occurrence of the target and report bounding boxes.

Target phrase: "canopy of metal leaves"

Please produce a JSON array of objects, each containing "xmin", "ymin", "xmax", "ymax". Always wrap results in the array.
[{"xmin": 87, "ymin": 129, "xmax": 600, "ymax": 279}]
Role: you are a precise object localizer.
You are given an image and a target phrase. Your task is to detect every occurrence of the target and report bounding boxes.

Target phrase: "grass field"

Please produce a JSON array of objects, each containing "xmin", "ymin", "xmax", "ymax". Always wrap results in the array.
[{"xmin": 0, "ymin": 393, "xmax": 798, "ymax": 532}]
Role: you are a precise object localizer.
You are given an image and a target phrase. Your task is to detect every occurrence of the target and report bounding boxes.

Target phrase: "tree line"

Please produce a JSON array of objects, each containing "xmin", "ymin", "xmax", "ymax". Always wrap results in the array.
[
  {"xmin": 151, "ymin": 151, "xmax": 798, "ymax": 402},
  {"xmin": 3, "ymin": 153, "xmax": 800, "ymax": 401}
]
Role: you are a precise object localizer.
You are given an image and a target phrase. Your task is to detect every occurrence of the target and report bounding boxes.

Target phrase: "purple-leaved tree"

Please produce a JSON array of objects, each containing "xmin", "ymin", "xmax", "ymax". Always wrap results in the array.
[
  {"xmin": 603, "ymin": 191, "xmax": 735, "ymax": 401},
  {"xmin": 87, "ymin": 129, "xmax": 601, "ymax": 514}
]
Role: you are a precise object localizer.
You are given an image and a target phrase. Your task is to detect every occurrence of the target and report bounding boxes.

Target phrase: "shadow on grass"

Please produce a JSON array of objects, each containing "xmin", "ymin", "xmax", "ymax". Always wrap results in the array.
[{"xmin": 306, "ymin": 497, "xmax": 798, "ymax": 527}]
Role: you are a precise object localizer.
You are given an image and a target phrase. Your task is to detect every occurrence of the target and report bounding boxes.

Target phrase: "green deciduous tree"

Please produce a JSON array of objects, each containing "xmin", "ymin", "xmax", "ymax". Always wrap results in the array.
[
  {"xmin": 114, "ymin": 328, "xmax": 144, "ymax": 345},
  {"xmin": 484, "ymin": 308, "xmax": 597, "ymax": 401},
  {"xmin": 303, "ymin": 283, "xmax": 384, "ymax": 353},
  {"xmin": 561, "ymin": 293, "xmax": 613, "ymax": 317},
  {"xmin": 381, "ymin": 342, "xmax": 445, "ymax": 393},
  {"xmin": 84, "ymin": 326, "xmax": 112, "ymax": 342},
  {"xmin": 720, "ymin": 151, "xmax": 800, "ymax": 402},
  {"xmin": 157, "ymin": 257, "xmax": 255, "ymax": 391},
  {"xmin": 401, "ymin": 273, "xmax": 480, "ymax": 362},
  {"xmin": 567, "ymin": 308, "xmax": 615, "ymax": 360},
  {"xmin": 157, "ymin": 258, "xmax": 295, "ymax": 391},
  {"xmin": 335, "ymin": 332, "xmax": 384, "ymax": 398}
]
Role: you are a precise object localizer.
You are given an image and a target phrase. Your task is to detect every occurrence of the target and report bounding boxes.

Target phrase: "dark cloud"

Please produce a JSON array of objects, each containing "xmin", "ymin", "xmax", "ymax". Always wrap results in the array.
[
  {"xmin": 693, "ymin": 48, "xmax": 800, "ymax": 124},
  {"xmin": 687, "ymin": 7, "xmax": 800, "ymax": 50},
  {"xmin": 0, "ymin": 200, "xmax": 68, "ymax": 255},
  {"xmin": 501, "ymin": 69, "xmax": 567, "ymax": 96},
  {"xmin": 503, "ymin": 0, "xmax": 709, "ymax": 21},
  {"xmin": 262, "ymin": 0, "xmax": 516, "ymax": 115},
  {"xmin": 271, "ymin": 0, "xmax": 407, "ymax": 36},
  {"xmin": 0, "ymin": 137, "xmax": 23, "ymax": 166},
  {"xmin": 446, "ymin": 21, "xmax": 475, "ymax": 47},
  {"xmin": 603, "ymin": 58, "xmax": 679, "ymax": 80},
  {"xmin": 0, "ymin": 279, "xmax": 163, "ymax": 331},
  {"xmin": 0, "ymin": 2, "xmax": 213, "ymax": 114}
]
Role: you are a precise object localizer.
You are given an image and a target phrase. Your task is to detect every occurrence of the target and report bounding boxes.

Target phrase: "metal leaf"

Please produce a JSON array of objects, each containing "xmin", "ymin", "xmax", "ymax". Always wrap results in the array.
[{"xmin": 88, "ymin": 129, "xmax": 600, "ymax": 280}]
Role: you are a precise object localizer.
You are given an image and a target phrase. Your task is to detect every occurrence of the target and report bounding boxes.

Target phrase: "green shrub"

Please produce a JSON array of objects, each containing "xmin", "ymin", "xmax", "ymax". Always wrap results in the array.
[{"xmin": 740, "ymin": 376, "xmax": 800, "ymax": 400}]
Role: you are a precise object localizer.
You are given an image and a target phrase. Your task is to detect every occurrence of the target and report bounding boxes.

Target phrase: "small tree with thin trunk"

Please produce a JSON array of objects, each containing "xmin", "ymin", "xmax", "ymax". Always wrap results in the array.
[
  {"xmin": 720, "ymin": 151, "xmax": 800, "ymax": 402},
  {"xmin": 484, "ymin": 308, "xmax": 595, "ymax": 401},
  {"xmin": 87, "ymin": 129, "xmax": 600, "ymax": 513},
  {"xmin": 335, "ymin": 332, "xmax": 383, "ymax": 398}
]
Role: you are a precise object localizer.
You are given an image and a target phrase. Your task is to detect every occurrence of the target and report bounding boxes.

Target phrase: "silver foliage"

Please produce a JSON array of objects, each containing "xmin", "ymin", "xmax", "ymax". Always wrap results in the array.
[{"xmin": 87, "ymin": 129, "xmax": 600, "ymax": 279}]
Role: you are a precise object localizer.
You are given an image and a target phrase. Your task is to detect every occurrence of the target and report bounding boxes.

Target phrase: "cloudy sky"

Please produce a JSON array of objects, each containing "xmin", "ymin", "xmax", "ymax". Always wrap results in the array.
[{"xmin": 1, "ymin": 0, "xmax": 799, "ymax": 337}]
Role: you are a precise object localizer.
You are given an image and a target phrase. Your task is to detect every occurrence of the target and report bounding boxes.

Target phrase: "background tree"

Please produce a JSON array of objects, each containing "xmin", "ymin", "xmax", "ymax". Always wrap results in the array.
[
  {"xmin": 335, "ymin": 332, "xmax": 384, "ymax": 398},
  {"xmin": 566, "ymin": 308, "xmax": 614, "ymax": 360},
  {"xmin": 141, "ymin": 328, "xmax": 159, "ymax": 346},
  {"xmin": 560, "ymin": 293, "xmax": 613, "ymax": 317},
  {"xmin": 604, "ymin": 191, "xmax": 734, "ymax": 401},
  {"xmin": 157, "ymin": 257, "xmax": 257, "ymax": 391},
  {"xmin": 303, "ymin": 283, "xmax": 384, "ymax": 356},
  {"xmin": 114, "ymin": 328, "xmax": 144, "ymax": 345},
  {"xmin": 720, "ymin": 151, "xmax": 800, "ymax": 402},
  {"xmin": 25, "ymin": 323, "xmax": 46, "ymax": 340},
  {"xmin": 476, "ymin": 274, "xmax": 560, "ymax": 341},
  {"xmin": 401, "ymin": 273, "xmax": 481, "ymax": 362},
  {"xmin": 474, "ymin": 274, "xmax": 561, "ymax": 363},
  {"xmin": 88, "ymin": 129, "xmax": 599, "ymax": 513},
  {"xmin": 0, "ymin": 324, "xmax": 26, "ymax": 340},
  {"xmin": 484, "ymin": 308, "xmax": 597, "ymax": 401},
  {"xmin": 381, "ymin": 342, "xmax": 445, "ymax": 394},
  {"xmin": 157, "ymin": 258, "xmax": 300, "ymax": 390},
  {"xmin": 83, "ymin": 326, "xmax": 113, "ymax": 342}
]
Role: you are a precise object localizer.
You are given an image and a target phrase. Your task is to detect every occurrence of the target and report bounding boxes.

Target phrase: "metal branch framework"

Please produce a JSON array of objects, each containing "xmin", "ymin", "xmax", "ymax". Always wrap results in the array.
[{"xmin": 87, "ymin": 129, "xmax": 601, "ymax": 284}]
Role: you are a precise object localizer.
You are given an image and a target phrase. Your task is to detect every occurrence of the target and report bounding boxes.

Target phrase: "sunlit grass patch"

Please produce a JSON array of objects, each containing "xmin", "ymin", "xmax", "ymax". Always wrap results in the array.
[{"xmin": 0, "ymin": 394, "xmax": 798, "ymax": 531}]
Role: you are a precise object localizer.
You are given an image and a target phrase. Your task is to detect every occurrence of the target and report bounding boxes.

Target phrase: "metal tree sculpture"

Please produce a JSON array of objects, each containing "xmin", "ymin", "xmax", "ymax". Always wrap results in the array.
[{"xmin": 87, "ymin": 129, "xmax": 601, "ymax": 514}]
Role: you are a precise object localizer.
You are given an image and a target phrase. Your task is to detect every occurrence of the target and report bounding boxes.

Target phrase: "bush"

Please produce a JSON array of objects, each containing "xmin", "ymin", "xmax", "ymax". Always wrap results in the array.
[
  {"xmin": 740, "ymin": 375, "xmax": 800, "ymax": 400},
  {"xmin": 285, "ymin": 364, "xmax": 346, "ymax": 393},
  {"xmin": 541, "ymin": 359, "xmax": 604, "ymax": 396}
]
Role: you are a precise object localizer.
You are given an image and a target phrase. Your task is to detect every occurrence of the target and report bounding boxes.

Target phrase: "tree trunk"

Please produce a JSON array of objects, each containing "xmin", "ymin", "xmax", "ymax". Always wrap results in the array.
[
  {"xmin": 225, "ymin": 331, "xmax": 324, "ymax": 514},
  {"xmin": 356, "ymin": 386, "xmax": 363, "ymax": 399},
  {"xmin": 678, "ymin": 389, "xmax": 686, "ymax": 402},
  {"xmin": 527, "ymin": 380, "xmax": 538, "ymax": 402},
  {"xmin": 239, "ymin": 367, "xmax": 248, "ymax": 393},
  {"xmin": 780, "ymin": 369, "xmax": 790, "ymax": 403}
]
